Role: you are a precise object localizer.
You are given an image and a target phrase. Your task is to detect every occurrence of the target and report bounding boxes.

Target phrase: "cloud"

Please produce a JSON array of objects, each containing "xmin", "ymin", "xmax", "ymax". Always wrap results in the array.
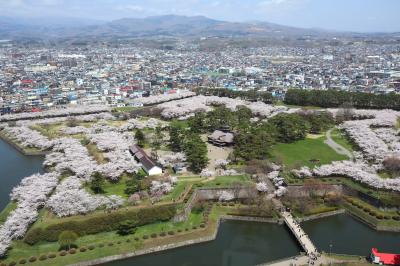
[
  {"xmin": 116, "ymin": 4, "xmax": 144, "ymax": 12},
  {"xmin": 39, "ymin": 0, "xmax": 63, "ymax": 6}
]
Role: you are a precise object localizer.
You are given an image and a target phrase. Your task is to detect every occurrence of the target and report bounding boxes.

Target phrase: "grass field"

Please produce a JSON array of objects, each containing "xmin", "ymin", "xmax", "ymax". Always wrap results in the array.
[
  {"xmin": 1, "ymin": 205, "xmax": 226, "ymax": 266},
  {"xmin": 330, "ymin": 128, "xmax": 356, "ymax": 152},
  {"xmin": 30, "ymin": 123, "xmax": 63, "ymax": 139},
  {"xmin": 161, "ymin": 181, "xmax": 191, "ymax": 202},
  {"xmin": 270, "ymin": 133, "xmax": 348, "ymax": 168},
  {"xmin": 86, "ymin": 143, "xmax": 107, "ymax": 164},
  {"xmin": 0, "ymin": 202, "xmax": 17, "ymax": 225},
  {"xmin": 201, "ymin": 175, "xmax": 252, "ymax": 188}
]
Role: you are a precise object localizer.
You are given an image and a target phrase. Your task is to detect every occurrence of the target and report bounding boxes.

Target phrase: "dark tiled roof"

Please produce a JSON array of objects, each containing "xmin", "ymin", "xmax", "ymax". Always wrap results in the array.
[{"xmin": 129, "ymin": 144, "xmax": 157, "ymax": 171}]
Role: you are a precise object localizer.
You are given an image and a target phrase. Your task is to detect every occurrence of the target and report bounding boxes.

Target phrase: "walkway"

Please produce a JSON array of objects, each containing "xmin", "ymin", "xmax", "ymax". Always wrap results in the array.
[
  {"xmin": 325, "ymin": 128, "xmax": 353, "ymax": 159},
  {"xmin": 281, "ymin": 211, "xmax": 317, "ymax": 255},
  {"xmin": 262, "ymin": 254, "xmax": 341, "ymax": 266}
]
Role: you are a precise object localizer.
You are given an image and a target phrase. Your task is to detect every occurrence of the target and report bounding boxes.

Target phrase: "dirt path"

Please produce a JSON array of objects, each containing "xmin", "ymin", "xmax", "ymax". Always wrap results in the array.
[{"xmin": 325, "ymin": 128, "xmax": 353, "ymax": 160}]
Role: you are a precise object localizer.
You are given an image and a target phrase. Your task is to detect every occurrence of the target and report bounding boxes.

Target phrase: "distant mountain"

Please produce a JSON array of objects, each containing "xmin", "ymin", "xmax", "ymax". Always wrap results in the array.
[
  {"xmin": 76, "ymin": 15, "xmax": 322, "ymax": 38},
  {"xmin": 0, "ymin": 14, "xmax": 393, "ymax": 40}
]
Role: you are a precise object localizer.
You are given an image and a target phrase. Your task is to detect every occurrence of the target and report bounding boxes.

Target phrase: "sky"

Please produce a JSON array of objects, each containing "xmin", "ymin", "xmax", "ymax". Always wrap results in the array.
[{"xmin": 0, "ymin": 0, "xmax": 400, "ymax": 32}]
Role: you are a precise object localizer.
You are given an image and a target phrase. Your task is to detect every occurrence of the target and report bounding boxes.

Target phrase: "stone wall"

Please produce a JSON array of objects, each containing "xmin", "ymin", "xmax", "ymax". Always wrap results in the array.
[
  {"xmin": 173, "ymin": 186, "xmax": 256, "ymax": 222},
  {"xmin": 70, "ymin": 215, "xmax": 283, "ymax": 266},
  {"xmin": 286, "ymin": 184, "xmax": 343, "ymax": 197},
  {"xmin": 296, "ymin": 209, "xmax": 345, "ymax": 222},
  {"xmin": 70, "ymin": 218, "xmax": 224, "ymax": 266}
]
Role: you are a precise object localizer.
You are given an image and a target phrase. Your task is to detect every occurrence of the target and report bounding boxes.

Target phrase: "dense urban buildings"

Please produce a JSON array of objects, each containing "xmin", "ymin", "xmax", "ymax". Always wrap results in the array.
[{"xmin": 0, "ymin": 36, "xmax": 399, "ymax": 114}]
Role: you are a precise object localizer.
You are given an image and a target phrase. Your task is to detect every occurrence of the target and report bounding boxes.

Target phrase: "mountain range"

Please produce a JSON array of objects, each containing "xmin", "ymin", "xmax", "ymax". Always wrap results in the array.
[{"xmin": 0, "ymin": 15, "xmax": 393, "ymax": 40}]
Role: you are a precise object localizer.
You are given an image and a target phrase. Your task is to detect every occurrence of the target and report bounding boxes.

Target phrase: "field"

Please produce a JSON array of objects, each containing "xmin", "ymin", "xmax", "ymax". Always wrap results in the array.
[
  {"xmin": 270, "ymin": 133, "xmax": 348, "ymax": 168},
  {"xmin": 1, "ymin": 205, "xmax": 235, "ymax": 266},
  {"xmin": 329, "ymin": 128, "xmax": 356, "ymax": 152}
]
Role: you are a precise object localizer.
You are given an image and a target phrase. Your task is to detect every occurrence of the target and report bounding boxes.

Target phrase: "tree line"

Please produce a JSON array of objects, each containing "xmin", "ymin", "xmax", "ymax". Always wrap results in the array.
[
  {"xmin": 284, "ymin": 89, "xmax": 400, "ymax": 110},
  {"xmin": 194, "ymin": 87, "xmax": 275, "ymax": 103}
]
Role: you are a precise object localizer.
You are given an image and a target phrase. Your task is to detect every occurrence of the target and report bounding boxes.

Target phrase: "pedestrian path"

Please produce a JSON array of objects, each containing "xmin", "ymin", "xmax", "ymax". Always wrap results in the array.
[{"xmin": 281, "ymin": 211, "xmax": 317, "ymax": 255}]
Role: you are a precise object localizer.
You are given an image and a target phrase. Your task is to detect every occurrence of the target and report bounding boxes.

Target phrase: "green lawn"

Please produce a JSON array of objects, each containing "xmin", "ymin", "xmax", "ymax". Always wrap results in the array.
[
  {"xmin": 330, "ymin": 128, "xmax": 355, "ymax": 152},
  {"xmin": 2, "ymin": 207, "xmax": 209, "ymax": 266},
  {"xmin": 270, "ymin": 134, "xmax": 348, "ymax": 168},
  {"xmin": 86, "ymin": 143, "xmax": 107, "ymax": 164},
  {"xmin": 0, "ymin": 202, "xmax": 17, "ymax": 225},
  {"xmin": 102, "ymin": 177, "xmax": 129, "ymax": 198},
  {"xmin": 30, "ymin": 123, "xmax": 63, "ymax": 139},
  {"xmin": 161, "ymin": 181, "xmax": 191, "ymax": 202},
  {"xmin": 202, "ymin": 175, "xmax": 252, "ymax": 188}
]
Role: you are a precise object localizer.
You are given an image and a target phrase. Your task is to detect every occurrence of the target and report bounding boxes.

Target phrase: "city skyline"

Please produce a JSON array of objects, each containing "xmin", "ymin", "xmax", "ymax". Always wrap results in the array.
[{"xmin": 0, "ymin": 0, "xmax": 400, "ymax": 33}]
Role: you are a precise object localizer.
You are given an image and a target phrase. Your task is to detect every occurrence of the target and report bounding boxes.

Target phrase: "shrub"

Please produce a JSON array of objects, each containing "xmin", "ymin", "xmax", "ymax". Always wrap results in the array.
[
  {"xmin": 88, "ymin": 245, "xmax": 95, "ymax": 250},
  {"xmin": 98, "ymin": 243, "xmax": 104, "ymax": 248},
  {"xmin": 134, "ymin": 237, "xmax": 140, "ymax": 241},
  {"xmin": 59, "ymin": 251, "xmax": 67, "ymax": 256},
  {"xmin": 69, "ymin": 248, "xmax": 76, "ymax": 254},
  {"xmin": 24, "ymin": 205, "xmax": 177, "ymax": 244},
  {"xmin": 80, "ymin": 247, "xmax": 87, "ymax": 252},
  {"xmin": 8, "ymin": 262, "xmax": 16, "ymax": 266},
  {"xmin": 117, "ymin": 220, "xmax": 138, "ymax": 236},
  {"xmin": 376, "ymin": 215, "xmax": 383, "ymax": 220},
  {"xmin": 168, "ymin": 231, "xmax": 175, "ymax": 235},
  {"xmin": 39, "ymin": 254, "xmax": 47, "ymax": 261},
  {"xmin": 142, "ymin": 235, "xmax": 148, "ymax": 240},
  {"xmin": 108, "ymin": 243, "xmax": 114, "ymax": 247},
  {"xmin": 126, "ymin": 239, "xmax": 131, "ymax": 243},
  {"xmin": 384, "ymin": 215, "xmax": 391, "ymax": 220},
  {"xmin": 28, "ymin": 257, "xmax": 37, "ymax": 263},
  {"xmin": 200, "ymin": 224, "xmax": 206, "ymax": 228},
  {"xmin": 159, "ymin": 232, "xmax": 166, "ymax": 237},
  {"xmin": 192, "ymin": 226, "xmax": 197, "ymax": 230},
  {"xmin": 185, "ymin": 228, "xmax": 189, "ymax": 231},
  {"xmin": 18, "ymin": 259, "xmax": 27, "ymax": 265},
  {"xmin": 151, "ymin": 233, "xmax": 157, "ymax": 238},
  {"xmin": 177, "ymin": 229, "xmax": 182, "ymax": 233},
  {"xmin": 47, "ymin": 253, "xmax": 56, "ymax": 259}
]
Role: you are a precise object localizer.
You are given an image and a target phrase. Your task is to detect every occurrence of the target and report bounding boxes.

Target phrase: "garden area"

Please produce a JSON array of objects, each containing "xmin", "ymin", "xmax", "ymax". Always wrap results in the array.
[
  {"xmin": 270, "ymin": 132, "xmax": 349, "ymax": 168},
  {"xmin": 0, "ymin": 201, "xmax": 265, "ymax": 266}
]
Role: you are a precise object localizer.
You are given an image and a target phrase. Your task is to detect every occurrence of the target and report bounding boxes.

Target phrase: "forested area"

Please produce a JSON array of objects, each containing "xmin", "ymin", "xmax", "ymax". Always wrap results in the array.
[
  {"xmin": 284, "ymin": 89, "xmax": 400, "ymax": 110},
  {"xmin": 170, "ymin": 106, "xmax": 335, "ymax": 162},
  {"xmin": 194, "ymin": 87, "xmax": 275, "ymax": 103}
]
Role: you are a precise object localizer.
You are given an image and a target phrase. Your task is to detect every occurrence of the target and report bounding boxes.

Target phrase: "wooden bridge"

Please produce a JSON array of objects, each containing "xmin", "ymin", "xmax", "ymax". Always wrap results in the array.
[{"xmin": 281, "ymin": 211, "xmax": 317, "ymax": 255}]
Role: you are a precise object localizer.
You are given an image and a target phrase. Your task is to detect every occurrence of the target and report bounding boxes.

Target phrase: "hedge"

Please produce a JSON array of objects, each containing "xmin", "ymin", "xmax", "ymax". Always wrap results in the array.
[{"xmin": 24, "ymin": 205, "xmax": 176, "ymax": 245}]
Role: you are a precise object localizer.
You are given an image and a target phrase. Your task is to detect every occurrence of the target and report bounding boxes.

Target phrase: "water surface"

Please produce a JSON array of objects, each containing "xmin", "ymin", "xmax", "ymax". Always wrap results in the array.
[
  {"xmin": 303, "ymin": 214, "xmax": 400, "ymax": 255},
  {"xmin": 0, "ymin": 138, "xmax": 44, "ymax": 210},
  {"xmin": 104, "ymin": 220, "xmax": 302, "ymax": 266}
]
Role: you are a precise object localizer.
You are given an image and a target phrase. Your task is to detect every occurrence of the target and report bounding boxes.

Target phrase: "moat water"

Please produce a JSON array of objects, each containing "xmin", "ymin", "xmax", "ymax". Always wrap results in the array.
[
  {"xmin": 0, "ymin": 138, "xmax": 44, "ymax": 210},
  {"xmin": 104, "ymin": 220, "xmax": 302, "ymax": 266},
  {"xmin": 302, "ymin": 213, "xmax": 400, "ymax": 255},
  {"xmin": 104, "ymin": 214, "xmax": 400, "ymax": 266},
  {"xmin": 0, "ymin": 138, "xmax": 399, "ymax": 265}
]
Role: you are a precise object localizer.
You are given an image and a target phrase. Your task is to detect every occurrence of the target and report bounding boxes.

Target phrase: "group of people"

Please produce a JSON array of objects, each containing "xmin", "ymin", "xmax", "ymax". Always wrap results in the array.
[{"xmin": 307, "ymin": 251, "xmax": 321, "ymax": 265}]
